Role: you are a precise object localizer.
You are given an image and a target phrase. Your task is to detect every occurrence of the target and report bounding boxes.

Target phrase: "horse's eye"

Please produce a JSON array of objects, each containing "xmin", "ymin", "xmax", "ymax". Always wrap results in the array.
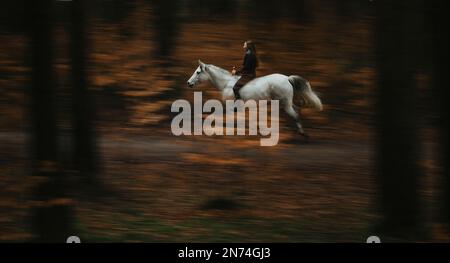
[{"xmin": 197, "ymin": 71, "xmax": 200, "ymax": 74}]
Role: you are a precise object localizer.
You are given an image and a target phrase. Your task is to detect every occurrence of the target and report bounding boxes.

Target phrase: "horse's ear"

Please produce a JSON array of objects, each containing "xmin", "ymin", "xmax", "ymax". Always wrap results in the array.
[{"xmin": 198, "ymin": 60, "xmax": 205, "ymax": 66}]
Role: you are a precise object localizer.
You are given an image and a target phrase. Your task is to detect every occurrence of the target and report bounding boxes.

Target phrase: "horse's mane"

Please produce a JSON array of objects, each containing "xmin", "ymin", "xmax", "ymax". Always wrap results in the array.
[{"xmin": 209, "ymin": 64, "xmax": 232, "ymax": 76}]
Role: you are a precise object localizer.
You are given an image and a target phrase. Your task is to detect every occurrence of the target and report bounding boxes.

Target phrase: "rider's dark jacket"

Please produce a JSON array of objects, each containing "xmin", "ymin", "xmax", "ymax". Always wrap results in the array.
[
  {"xmin": 236, "ymin": 50, "xmax": 257, "ymax": 77},
  {"xmin": 233, "ymin": 50, "xmax": 258, "ymax": 99}
]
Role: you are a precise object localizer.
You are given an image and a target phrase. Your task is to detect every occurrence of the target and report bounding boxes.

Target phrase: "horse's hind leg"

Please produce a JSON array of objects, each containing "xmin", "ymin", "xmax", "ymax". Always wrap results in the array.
[{"xmin": 284, "ymin": 102, "xmax": 308, "ymax": 138}]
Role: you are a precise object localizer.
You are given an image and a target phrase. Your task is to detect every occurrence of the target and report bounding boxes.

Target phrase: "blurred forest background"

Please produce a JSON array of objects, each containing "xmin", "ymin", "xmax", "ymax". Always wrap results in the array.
[{"xmin": 0, "ymin": 0, "xmax": 449, "ymax": 242}]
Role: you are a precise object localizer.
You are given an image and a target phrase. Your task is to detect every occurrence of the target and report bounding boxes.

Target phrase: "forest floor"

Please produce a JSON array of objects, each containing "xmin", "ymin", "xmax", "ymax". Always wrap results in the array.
[
  {"xmin": 1, "ymin": 100, "xmax": 449, "ymax": 242},
  {"xmin": 0, "ymin": 125, "xmax": 377, "ymax": 242}
]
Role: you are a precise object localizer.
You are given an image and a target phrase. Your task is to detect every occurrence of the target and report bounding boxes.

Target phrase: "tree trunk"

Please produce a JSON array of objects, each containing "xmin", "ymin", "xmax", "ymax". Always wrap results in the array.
[
  {"xmin": 69, "ymin": 0, "xmax": 98, "ymax": 182},
  {"xmin": 28, "ymin": 0, "xmax": 74, "ymax": 242},
  {"xmin": 428, "ymin": 0, "xmax": 450, "ymax": 230},
  {"xmin": 375, "ymin": 0, "xmax": 424, "ymax": 239}
]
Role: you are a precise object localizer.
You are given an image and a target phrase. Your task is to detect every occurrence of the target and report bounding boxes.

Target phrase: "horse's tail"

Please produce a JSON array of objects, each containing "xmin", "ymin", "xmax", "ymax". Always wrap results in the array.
[{"xmin": 288, "ymin": 75, "xmax": 323, "ymax": 111}]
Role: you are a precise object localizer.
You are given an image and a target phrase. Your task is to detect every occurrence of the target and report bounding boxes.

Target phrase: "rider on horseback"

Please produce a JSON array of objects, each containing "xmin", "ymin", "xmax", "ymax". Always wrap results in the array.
[{"xmin": 231, "ymin": 40, "xmax": 258, "ymax": 99}]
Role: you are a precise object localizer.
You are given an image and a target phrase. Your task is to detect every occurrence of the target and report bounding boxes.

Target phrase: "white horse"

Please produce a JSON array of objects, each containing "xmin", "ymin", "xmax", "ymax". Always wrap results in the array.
[{"xmin": 187, "ymin": 60, "xmax": 322, "ymax": 137}]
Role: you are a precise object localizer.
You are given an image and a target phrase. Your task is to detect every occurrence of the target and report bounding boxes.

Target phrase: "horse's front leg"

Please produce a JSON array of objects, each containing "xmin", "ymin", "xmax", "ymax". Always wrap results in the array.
[{"xmin": 284, "ymin": 103, "xmax": 309, "ymax": 138}]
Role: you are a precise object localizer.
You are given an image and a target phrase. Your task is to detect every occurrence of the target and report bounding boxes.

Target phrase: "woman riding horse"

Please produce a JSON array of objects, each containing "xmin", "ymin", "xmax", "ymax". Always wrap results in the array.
[{"xmin": 231, "ymin": 40, "xmax": 258, "ymax": 99}]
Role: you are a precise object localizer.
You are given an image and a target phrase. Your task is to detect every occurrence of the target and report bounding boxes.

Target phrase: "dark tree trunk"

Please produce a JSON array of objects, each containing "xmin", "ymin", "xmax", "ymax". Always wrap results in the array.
[
  {"xmin": 28, "ymin": 0, "xmax": 74, "ymax": 242},
  {"xmin": 152, "ymin": 0, "xmax": 179, "ymax": 61},
  {"xmin": 69, "ymin": 0, "xmax": 98, "ymax": 182},
  {"xmin": 428, "ymin": 0, "xmax": 450, "ymax": 229},
  {"xmin": 375, "ymin": 0, "xmax": 424, "ymax": 239}
]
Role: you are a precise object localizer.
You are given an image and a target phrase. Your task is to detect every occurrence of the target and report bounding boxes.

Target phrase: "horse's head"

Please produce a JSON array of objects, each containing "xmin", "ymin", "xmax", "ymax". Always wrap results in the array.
[{"xmin": 187, "ymin": 60, "xmax": 210, "ymax": 88}]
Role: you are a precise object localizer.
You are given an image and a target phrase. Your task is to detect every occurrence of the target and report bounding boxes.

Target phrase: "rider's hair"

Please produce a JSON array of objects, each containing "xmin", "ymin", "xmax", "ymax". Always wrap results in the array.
[{"xmin": 245, "ymin": 40, "xmax": 259, "ymax": 68}]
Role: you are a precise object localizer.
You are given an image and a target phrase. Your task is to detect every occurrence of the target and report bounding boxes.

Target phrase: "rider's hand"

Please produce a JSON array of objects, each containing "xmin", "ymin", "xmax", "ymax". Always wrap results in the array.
[{"xmin": 231, "ymin": 67, "xmax": 236, "ymax": 75}]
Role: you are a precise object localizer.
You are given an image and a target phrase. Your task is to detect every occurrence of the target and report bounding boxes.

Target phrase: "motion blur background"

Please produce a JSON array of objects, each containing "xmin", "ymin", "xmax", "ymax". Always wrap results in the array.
[{"xmin": 0, "ymin": 0, "xmax": 449, "ymax": 242}]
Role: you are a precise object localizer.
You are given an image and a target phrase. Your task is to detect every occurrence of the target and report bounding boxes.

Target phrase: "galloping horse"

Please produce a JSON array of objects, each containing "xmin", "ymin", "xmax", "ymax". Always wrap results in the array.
[{"xmin": 187, "ymin": 60, "xmax": 322, "ymax": 137}]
